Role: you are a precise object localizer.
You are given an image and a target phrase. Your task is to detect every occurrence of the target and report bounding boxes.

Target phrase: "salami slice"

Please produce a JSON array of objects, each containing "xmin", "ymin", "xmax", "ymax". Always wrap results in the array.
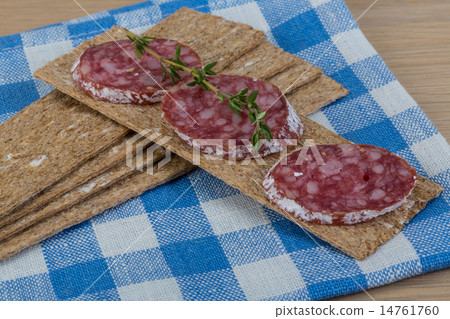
[
  {"xmin": 161, "ymin": 74, "xmax": 303, "ymax": 159},
  {"xmin": 72, "ymin": 39, "xmax": 202, "ymax": 105},
  {"xmin": 263, "ymin": 144, "xmax": 417, "ymax": 225}
]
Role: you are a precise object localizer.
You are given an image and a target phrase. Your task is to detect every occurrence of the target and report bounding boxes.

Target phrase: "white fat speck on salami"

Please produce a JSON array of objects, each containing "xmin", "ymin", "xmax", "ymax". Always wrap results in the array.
[
  {"xmin": 161, "ymin": 74, "xmax": 303, "ymax": 159},
  {"xmin": 71, "ymin": 39, "xmax": 202, "ymax": 105},
  {"xmin": 263, "ymin": 144, "xmax": 417, "ymax": 225}
]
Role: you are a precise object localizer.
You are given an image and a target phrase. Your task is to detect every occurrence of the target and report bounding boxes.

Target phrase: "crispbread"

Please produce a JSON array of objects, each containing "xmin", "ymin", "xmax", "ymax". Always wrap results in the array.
[
  {"xmin": 0, "ymin": 90, "xmax": 128, "ymax": 217},
  {"xmin": 34, "ymin": 10, "xmax": 442, "ymax": 259},
  {"xmin": 287, "ymin": 75, "xmax": 349, "ymax": 115},
  {"xmin": 0, "ymin": 134, "xmax": 142, "ymax": 229},
  {"xmin": 0, "ymin": 155, "xmax": 194, "ymax": 261},
  {"xmin": 0, "ymin": 144, "xmax": 162, "ymax": 242}
]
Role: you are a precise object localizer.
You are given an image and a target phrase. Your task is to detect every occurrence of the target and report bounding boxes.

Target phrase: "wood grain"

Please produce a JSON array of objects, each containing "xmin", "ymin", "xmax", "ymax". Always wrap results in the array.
[
  {"xmin": 337, "ymin": 0, "xmax": 450, "ymax": 301},
  {"xmin": 0, "ymin": 0, "xmax": 448, "ymax": 301}
]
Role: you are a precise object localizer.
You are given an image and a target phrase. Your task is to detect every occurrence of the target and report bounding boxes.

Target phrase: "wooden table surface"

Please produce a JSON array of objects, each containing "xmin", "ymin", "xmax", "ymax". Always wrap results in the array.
[{"xmin": 1, "ymin": 0, "xmax": 449, "ymax": 301}]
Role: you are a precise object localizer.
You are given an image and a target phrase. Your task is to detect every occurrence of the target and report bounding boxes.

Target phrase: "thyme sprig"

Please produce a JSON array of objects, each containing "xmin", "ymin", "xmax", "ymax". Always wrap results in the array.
[
  {"xmin": 125, "ymin": 29, "xmax": 272, "ymax": 152},
  {"xmin": 127, "ymin": 34, "xmax": 155, "ymax": 59}
]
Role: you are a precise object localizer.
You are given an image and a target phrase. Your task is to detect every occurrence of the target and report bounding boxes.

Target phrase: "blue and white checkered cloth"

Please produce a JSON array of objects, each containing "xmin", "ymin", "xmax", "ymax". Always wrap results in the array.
[{"xmin": 0, "ymin": 0, "xmax": 449, "ymax": 301}]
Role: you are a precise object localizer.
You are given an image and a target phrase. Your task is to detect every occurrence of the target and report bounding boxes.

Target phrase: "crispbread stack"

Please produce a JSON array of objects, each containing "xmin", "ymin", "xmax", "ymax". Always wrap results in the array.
[
  {"xmin": 0, "ymin": 142, "xmax": 164, "ymax": 242},
  {"xmin": 0, "ymin": 91, "xmax": 128, "ymax": 217},
  {"xmin": 0, "ymin": 155, "xmax": 194, "ymax": 261},
  {"xmin": 34, "ymin": 8, "xmax": 442, "ymax": 260},
  {"xmin": 0, "ymin": 7, "xmax": 345, "ymax": 260}
]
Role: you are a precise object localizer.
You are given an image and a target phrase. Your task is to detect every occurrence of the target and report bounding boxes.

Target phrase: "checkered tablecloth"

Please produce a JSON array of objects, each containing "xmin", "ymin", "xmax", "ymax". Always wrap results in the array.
[{"xmin": 0, "ymin": 0, "xmax": 449, "ymax": 301}]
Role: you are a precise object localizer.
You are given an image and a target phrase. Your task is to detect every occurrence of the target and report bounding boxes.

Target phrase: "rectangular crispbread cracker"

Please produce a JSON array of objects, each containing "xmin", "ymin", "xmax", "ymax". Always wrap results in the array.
[
  {"xmin": 0, "ymin": 90, "xmax": 128, "ymax": 217},
  {"xmin": 0, "ymin": 155, "xmax": 194, "ymax": 261},
  {"xmin": 34, "ymin": 9, "xmax": 442, "ymax": 259},
  {"xmin": 0, "ymin": 145, "xmax": 163, "ymax": 242}
]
